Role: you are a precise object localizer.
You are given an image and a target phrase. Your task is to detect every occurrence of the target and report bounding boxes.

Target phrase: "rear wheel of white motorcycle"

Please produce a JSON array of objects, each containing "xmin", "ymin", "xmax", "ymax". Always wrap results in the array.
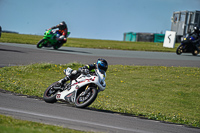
[
  {"xmin": 43, "ymin": 82, "xmax": 58, "ymax": 103},
  {"xmin": 75, "ymin": 87, "xmax": 98, "ymax": 108}
]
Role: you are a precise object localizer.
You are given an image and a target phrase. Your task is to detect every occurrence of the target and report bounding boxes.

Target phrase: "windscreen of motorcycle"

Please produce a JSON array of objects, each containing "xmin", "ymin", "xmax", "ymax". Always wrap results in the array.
[{"xmin": 96, "ymin": 69, "xmax": 106, "ymax": 80}]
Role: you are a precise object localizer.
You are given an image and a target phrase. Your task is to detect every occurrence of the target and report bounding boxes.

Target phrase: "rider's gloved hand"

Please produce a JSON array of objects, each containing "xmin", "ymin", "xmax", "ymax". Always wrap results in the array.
[{"xmin": 81, "ymin": 69, "xmax": 89, "ymax": 75}]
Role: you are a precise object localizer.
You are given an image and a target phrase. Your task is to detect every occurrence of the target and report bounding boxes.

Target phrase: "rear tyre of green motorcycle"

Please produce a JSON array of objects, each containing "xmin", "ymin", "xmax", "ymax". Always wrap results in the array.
[
  {"xmin": 75, "ymin": 87, "xmax": 98, "ymax": 108},
  {"xmin": 53, "ymin": 43, "xmax": 63, "ymax": 50},
  {"xmin": 43, "ymin": 82, "xmax": 58, "ymax": 103},
  {"xmin": 53, "ymin": 45, "xmax": 59, "ymax": 50},
  {"xmin": 37, "ymin": 39, "xmax": 45, "ymax": 48}
]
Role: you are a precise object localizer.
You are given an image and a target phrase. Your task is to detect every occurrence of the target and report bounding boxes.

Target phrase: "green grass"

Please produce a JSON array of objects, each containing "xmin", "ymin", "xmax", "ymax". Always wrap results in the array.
[
  {"xmin": 0, "ymin": 114, "xmax": 90, "ymax": 133},
  {"xmin": 0, "ymin": 63, "xmax": 199, "ymax": 128},
  {"xmin": 0, "ymin": 32, "xmax": 179, "ymax": 52}
]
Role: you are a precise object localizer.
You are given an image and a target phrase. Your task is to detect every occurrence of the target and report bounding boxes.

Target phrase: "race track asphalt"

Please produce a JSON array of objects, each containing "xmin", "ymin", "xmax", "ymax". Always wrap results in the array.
[{"xmin": 0, "ymin": 42, "xmax": 200, "ymax": 67}]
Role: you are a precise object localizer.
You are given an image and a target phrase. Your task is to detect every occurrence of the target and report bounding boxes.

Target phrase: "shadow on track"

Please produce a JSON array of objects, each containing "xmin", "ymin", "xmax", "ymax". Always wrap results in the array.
[
  {"xmin": 0, "ymin": 48, "xmax": 25, "ymax": 53},
  {"xmin": 46, "ymin": 48, "xmax": 92, "ymax": 54},
  {"xmin": 181, "ymin": 54, "xmax": 200, "ymax": 57}
]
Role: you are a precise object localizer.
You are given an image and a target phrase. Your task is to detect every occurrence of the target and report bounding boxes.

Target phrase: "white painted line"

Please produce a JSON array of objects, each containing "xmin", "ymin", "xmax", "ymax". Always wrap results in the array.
[{"xmin": 0, "ymin": 107, "xmax": 151, "ymax": 133}]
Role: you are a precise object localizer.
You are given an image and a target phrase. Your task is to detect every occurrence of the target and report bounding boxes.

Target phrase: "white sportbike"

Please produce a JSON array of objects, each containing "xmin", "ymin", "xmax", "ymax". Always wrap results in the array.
[{"xmin": 43, "ymin": 67, "xmax": 106, "ymax": 108}]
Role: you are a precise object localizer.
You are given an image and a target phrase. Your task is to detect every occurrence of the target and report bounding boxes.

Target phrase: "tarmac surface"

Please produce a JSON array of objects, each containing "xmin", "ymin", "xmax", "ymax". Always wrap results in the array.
[{"xmin": 0, "ymin": 42, "xmax": 200, "ymax": 67}]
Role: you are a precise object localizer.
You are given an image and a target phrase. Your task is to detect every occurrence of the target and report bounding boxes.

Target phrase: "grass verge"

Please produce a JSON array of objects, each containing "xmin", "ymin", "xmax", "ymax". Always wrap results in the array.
[
  {"xmin": 0, "ymin": 32, "xmax": 179, "ymax": 52},
  {"xmin": 0, "ymin": 114, "xmax": 89, "ymax": 133},
  {"xmin": 0, "ymin": 63, "xmax": 199, "ymax": 128}
]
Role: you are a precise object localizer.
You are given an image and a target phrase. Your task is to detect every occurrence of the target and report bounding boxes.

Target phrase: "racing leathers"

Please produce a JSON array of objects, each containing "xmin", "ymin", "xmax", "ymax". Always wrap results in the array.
[
  {"xmin": 58, "ymin": 63, "xmax": 97, "ymax": 87},
  {"xmin": 189, "ymin": 27, "xmax": 200, "ymax": 46},
  {"xmin": 49, "ymin": 21, "xmax": 68, "ymax": 45}
]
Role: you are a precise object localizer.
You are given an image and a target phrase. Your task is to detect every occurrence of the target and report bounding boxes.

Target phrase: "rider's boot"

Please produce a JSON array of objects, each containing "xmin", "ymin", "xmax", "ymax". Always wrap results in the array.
[
  {"xmin": 54, "ymin": 70, "xmax": 80, "ymax": 89},
  {"xmin": 55, "ymin": 76, "xmax": 70, "ymax": 88}
]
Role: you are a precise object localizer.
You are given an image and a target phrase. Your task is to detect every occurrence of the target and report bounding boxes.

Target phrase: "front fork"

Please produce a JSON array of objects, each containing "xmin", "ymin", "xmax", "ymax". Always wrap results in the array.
[{"xmin": 80, "ymin": 84, "xmax": 91, "ymax": 96}]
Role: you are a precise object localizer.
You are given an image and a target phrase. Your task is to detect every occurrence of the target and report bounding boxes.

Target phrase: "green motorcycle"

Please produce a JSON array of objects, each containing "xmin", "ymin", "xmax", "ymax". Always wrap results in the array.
[{"xmin": 37, "ymin": 29, "xmax": 70, "ymax": 50}]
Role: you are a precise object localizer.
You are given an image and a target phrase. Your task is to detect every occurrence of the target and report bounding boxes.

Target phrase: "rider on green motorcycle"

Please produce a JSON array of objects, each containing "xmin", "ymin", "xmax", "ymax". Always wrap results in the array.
[{"xmin": 48, "ymin": 21, "xmax": 68, "ymax": 46}]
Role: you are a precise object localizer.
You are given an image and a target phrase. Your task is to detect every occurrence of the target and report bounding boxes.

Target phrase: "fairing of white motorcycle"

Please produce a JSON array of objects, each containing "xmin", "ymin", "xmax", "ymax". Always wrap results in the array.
[{"xmin": 43, "ymin": 67, "xmax": 106, "ymax": 108}]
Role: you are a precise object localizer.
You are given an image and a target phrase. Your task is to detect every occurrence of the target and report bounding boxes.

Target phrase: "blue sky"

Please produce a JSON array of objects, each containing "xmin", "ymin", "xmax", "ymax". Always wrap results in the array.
[{"xmin": 0, "ymin": 0, "xmax": 200, "ymax": 41}]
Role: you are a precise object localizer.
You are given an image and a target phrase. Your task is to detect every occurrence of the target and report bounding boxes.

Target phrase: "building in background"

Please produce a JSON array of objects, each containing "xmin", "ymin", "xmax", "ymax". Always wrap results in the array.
[
  {"xmin": 171, "ymin": 10, "xmax": 200, "ymax": 42},
  {"xmin": 124, "ymin": 10, "xmax": 200, "ymax": 43},
  {"xmin": 123, "ymin": 32, "xmax": 165, "ymax": 43}
]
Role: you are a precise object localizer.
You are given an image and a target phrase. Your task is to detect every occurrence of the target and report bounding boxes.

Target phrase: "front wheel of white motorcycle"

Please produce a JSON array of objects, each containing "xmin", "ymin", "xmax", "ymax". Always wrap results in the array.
[
  {"xmin": 75, "ymin": 87, "xmax": 98, "ymax": 108},
  {"xmin": 43, "ymin": 82, "xmax": 58, "ymax": 103}
]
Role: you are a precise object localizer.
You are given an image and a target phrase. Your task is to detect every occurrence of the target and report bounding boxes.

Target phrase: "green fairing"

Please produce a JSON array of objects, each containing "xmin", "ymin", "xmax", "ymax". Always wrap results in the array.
[{"xmin": 43, "ymin": 29, "xmax": 58, "ymax": 45}]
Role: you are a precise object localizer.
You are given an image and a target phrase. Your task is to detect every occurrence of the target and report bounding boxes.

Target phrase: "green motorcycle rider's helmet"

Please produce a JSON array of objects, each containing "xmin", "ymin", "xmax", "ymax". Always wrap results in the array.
[{"xmin": 59, "ymin": 21, "xmax": 67, "ymax": 30}]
